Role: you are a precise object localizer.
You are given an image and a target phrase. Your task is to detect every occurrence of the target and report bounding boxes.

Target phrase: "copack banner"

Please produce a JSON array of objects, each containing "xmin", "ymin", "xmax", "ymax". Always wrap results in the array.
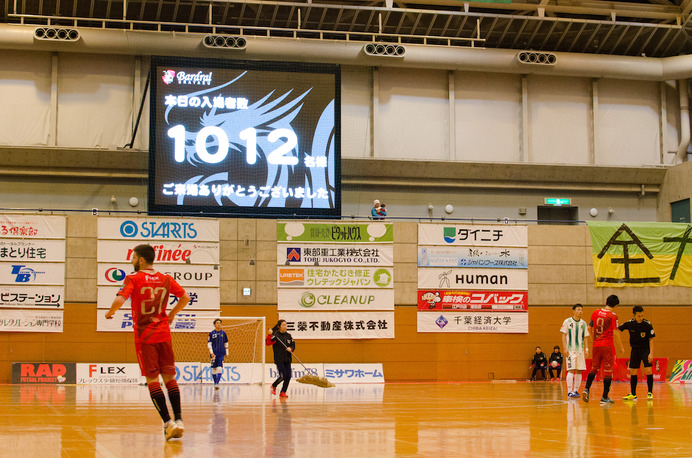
[
  {"xmin": 278, "ymin": 289, "xmax": 395, "ymax": 311},
  {"xmin": 588, "ymin": 222, "xmax": 692, "ymax": 287},
  {"xmin": 277, "ymin": 266, "xmax": 393, "ymax": 288},
  {"xmin": 278, "ymin": 244, "xmax": 394, "ymax": 266},
  {"xmin": 417, "ymin": 311, "xmax": 529, "ymax": 333},
  {"xmin": 417, "ymin": 268, "xmax": 528, "ymax": 290},
  {"xmin": 278, "ymin": 222, "xmax": 393, "ymax": 243},
  {"xmin": 279, "ymin": 312, "xmax": 394, "ymax": 339},
  {"xmin": 418, "ymin": 246, "xmax": 528, "ymax": 268},
  {"xmin": 418, "ymin": 223, "xmax": 528, "ymax": 247},
  {"xmin": 417, "ymin": 290, "xmax": 528, "ymax": 311}
]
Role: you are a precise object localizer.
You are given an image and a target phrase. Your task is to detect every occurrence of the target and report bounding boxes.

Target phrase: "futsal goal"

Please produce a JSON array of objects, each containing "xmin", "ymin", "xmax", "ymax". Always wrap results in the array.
[{"xmin": 171, "ymin": 316, "xmax": 266, "ymax": 384}]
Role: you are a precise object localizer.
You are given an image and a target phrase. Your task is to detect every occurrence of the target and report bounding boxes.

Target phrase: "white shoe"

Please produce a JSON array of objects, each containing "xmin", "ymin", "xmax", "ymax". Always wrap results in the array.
[
  {"xmin": 164, "ymin": 420, "xmax": 180, "ymax": 441},
  {"xmin": 214, "ymin": 385, "xmax": 220, "ymax": 390},
  {"xmin": 174, "ymin": 419, "xmax": 184, "ymax": 438}
]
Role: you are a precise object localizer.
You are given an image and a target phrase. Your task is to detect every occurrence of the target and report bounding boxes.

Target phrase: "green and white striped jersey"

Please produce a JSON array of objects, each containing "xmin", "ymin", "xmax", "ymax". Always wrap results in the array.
[{"xmin": 560, "ymin": 317, "xmax": 590, "ymax": 353}]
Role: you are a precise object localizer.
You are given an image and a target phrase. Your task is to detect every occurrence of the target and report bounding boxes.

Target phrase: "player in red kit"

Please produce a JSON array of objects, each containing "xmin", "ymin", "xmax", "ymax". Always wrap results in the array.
[
  {"xmin": 582, "ymin": 294, "xmax": 625, "ymax": 405},
  {"xmin": 105, "ymin": 244, "xmax": 191, "ymax": 441}
]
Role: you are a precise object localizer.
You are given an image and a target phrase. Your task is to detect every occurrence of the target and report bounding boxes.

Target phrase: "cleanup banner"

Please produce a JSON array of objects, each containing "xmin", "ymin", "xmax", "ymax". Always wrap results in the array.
[{"xmin": 588, "ymin": 222, "xmax": 692, "ymax": 287}]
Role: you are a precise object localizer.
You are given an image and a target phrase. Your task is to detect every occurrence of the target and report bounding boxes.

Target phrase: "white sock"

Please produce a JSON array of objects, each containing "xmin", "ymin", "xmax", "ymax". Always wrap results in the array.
[
  {"xmin": 567, "ymin": 372, "xmax": 575, "ymax": 391},
  {"xmin": 575, "ymin": 372, "xmax": 582, "ymax": 390}
]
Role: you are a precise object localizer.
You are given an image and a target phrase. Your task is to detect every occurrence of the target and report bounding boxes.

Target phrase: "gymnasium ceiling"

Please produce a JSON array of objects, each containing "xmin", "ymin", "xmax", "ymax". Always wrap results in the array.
[{"xmin": 1, "ymin": 0, "xmax": 691, "ymax": 58}]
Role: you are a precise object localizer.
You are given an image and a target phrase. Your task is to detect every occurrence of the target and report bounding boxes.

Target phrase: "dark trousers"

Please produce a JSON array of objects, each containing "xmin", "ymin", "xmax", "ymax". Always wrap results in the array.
[
  {"xmin": 549, "ymin": 366, "xmax": 562, "ymax": 379},
  {"xmin": 273, "ymin": 362, "xmax": 292, "ymax": 393},
  {"xmin": 531, "ymin": 366, "xmax": 546, "ymax": 380}
]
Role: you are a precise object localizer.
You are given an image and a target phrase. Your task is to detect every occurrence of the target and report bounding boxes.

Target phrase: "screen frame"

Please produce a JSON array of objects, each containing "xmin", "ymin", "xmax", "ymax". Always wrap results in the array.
[{"xmin": 148, "ymin": 55, "xmax": 341, "ymax": 218}]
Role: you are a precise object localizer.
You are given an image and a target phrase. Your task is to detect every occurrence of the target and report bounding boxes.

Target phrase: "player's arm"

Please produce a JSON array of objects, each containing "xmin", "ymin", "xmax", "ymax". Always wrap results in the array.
[
  {"xmin": 561, "ymin": 333, "xmax": 568, "ymax": 357},
  {"xmin": 613, "ymin": 327, "xmax": 624, "ymax": 354},
  {"xmin": 167, "ymin": 291, "xmax": 191, "ymax": 324},
  {"xmin": 105, "ymin": 295, "xmax": 127, "ymax": 319},
  {"xmin": 266, "ymin": 329, "xmax": 276, "ymax": 346},
  {"xmin": 207, "ymin": 338, "xmax": 214, "ymax": 356},
  {"xmin": 648, "ymin": 336, "xmax": 654, "ymax": 363}
]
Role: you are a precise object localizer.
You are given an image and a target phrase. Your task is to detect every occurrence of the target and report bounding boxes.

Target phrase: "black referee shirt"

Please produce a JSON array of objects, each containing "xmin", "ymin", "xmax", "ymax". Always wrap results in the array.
[{"xmin": 618, "ymin": 319, "xmax": 655, "ymax": 349}]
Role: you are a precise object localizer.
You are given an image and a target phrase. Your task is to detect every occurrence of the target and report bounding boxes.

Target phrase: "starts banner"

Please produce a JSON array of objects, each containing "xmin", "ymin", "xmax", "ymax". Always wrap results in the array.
[{"xmin": 588, "ymin": 222, "xmax": 692, "ymax": 287}]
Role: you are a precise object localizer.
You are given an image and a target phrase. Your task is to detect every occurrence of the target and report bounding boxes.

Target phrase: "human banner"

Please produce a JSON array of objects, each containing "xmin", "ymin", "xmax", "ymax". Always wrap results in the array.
[
  {"xmin": 417, "ymin": 290, "xmax": 528, "ymax": 311},
  {"xmin": 278, "ymin": 289, "xmax": 394, "ymax": 311},
  {"xmin": 0, "ymin": 239, "xmax": 66, "ymax": 262},
  {"xmin": 417, "ymin": 311, "xmax": 528, "ymax": 333},
  {"xmin": 418, "ymin": 223, "xmax": 528, "ymax": 247},
  {"xmin": 278, "ymin": 222, "xmax": 393, "ymax": 243},
  {"xmin": 278, "ymin": 244, "xmax": 394, "ymax": 266},
  {"xmin": 588, "ymin": 222, "xmax": 692, "ymax": 287},
  {"xmin": 0, "ymin": 309, "xmax": 63, "ymax": 332},
  {"xmin": 277, "ymin": 266, "xmax": 393, "ymax": 288},
  {"xmin": 279, "ymin": 311, "xmax": 394, "ymax": 339},
  {"xmin": 0, "ymin": 215, "xmax": 66, "ymax": 239},
  {"xmin": 417, "ymin": 268, "xmax": 528, "ymax": 290},
  {"xmin": 418, "ymin": 246, "xmax": 528, "ymax": 268},
  {"xmin": 0, "ymin": 286, "xmax": 64, "ymax": 308},
  {"xmin": 98, "ymin": 217, "xmax": 219, "ymax": 241}
]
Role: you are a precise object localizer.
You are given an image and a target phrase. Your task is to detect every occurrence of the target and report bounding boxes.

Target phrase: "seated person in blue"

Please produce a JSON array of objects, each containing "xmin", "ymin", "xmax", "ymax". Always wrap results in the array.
[
  {"xmin": 371, "ymin": 200, "xmax": 386, "ymax": 220},
  {"xmin": 548, "ymin": 345, "xmax": 563, "ymax": 381},
  {"xmin": 530, "ymin": 346, "xmax": 548, "ymax": 381}
]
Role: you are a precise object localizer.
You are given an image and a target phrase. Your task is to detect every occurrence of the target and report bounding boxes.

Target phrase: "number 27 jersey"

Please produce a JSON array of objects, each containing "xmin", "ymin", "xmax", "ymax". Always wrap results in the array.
[{"xmin": 117, "ymin": 269, "xmax": 186, "ymax": 344}]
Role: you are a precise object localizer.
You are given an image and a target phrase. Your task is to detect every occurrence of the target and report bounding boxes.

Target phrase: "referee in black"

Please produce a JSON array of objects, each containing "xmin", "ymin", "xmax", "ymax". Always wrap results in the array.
[{"xmin": 619, "ymin": 305, "xmax": 656, "ymax": 400}]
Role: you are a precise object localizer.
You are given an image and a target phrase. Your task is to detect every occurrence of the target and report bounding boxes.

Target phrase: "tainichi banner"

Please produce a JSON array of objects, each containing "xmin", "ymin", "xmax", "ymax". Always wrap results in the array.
[{"xmin": 588, "ymin": 222, "xmax": 692, "ymax": 287}]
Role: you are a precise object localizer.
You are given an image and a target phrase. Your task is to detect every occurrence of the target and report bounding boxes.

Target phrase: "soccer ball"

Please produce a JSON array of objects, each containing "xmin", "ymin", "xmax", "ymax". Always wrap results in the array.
[{"xmin": 551, "ymin": 361, "xmax": 558, "ymax": 368}]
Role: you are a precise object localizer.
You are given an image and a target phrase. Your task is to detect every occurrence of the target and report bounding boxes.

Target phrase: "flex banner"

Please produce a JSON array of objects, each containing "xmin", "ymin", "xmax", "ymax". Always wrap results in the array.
[{"xmin": 588, "ymin": 222, "xmax": 692, "ymax": 287}]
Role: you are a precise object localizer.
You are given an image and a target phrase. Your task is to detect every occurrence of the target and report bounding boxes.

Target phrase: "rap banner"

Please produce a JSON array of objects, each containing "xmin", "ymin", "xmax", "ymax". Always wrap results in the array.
[
  {"xmin": 588, "ymin": 222, "xmax": 692, "ymax": 287},
  {"xmin": 417, "ymin": 311, "xmax": 528, "ymax": 333}
]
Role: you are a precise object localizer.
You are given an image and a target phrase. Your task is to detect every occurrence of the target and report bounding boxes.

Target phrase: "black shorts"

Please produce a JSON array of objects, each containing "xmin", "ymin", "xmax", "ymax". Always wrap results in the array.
[{"xmin": 629, "ymin": 347, "xmax": 652, "ymax": 369}]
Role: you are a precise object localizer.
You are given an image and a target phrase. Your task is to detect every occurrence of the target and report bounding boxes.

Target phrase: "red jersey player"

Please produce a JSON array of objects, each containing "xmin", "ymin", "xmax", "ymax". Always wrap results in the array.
[
  {"xmin": 581, "ymin": 294, "xmax": 625, "ymax": 405},
  {"xmin": 105, "ymin": 244, "xmax": 190, "ymax": 440}
]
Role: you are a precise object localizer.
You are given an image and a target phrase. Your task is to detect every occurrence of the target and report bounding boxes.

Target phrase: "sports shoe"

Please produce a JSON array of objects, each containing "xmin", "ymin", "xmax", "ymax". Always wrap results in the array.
[
  {"xmin": 600, "ymin": 397, "xmax": 615, "ymax": 405},
  {"xmin": 582, "ymin": 389, "xmax": 589, "ymax": 402},
  {"xmin": 174, "ymin": 419, "xmax": 184, "ymax": 438},
  {"xmin": 279, "ymin": 392, "xmax": 289, "ymax": 398},
  {"xmin": 214, "ymin": 384, "xmax": 220, "ymax": 390},
  {"xmin": 647, "ymin": 392, "xmax": 653, "ymax": 400},
  {"xmin": 164, "ymin": 420, "xmax": 182, "ymax": 441},
  {"xmin": 271, "ymin": 386, "xmax": 276, "ymax": 395},
  {"xmin": 568, "ymin": 391, "xmax": 580, "ymax": 398},
  {"xmin": 623, "ymin": 393, "xmax": 637, "ymax": 401}
]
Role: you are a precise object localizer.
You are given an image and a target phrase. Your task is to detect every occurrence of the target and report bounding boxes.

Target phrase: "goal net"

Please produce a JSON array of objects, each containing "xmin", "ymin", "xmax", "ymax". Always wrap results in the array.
[{"xmin": 171, "ymin": 316, "xmax": 266, "ymax": 384}]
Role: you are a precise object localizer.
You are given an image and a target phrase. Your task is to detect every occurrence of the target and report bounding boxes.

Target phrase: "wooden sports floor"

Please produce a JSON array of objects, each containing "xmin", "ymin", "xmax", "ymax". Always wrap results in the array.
[{"xmin": 2, "ymin": 381, "xmax": 691, "ymax": 457}]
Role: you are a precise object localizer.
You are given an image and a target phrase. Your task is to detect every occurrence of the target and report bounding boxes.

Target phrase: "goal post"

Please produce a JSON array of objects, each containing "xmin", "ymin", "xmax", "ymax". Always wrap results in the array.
[{"xmin": 171, "ymin": 316, "xmax": 266, "ymax": 385}]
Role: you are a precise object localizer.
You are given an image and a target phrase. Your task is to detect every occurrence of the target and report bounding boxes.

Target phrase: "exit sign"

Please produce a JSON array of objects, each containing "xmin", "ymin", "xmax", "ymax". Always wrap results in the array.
[{"xmin": 545, "ymin": 198, "xmax": 571, "ymax": 206}]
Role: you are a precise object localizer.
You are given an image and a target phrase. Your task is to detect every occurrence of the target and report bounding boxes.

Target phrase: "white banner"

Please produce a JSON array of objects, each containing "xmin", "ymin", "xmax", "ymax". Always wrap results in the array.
[
  {"xmin": 278, "ymin": 289, "xmax": 394, "ymax": 311},
  {"xmin": 277, "ymin": 266, "xmax": 393, "ymax": 289},
  {"xmin": 175, "ymin": 362, "xmax": 264, "ymax": 384},
  {"xmin": 417, "ymin": 268, "xmax": 528, "ymax": 290},
  {"xmin": 96, "ymin": 310, "xmax": 221, "ymax": 332},
  {"xmin": 0, "ymin": 239, "xmax": 66, "ymax": 262},
  {"xmin": 280, "ymin": 312, "xmax": 394, "ymax": 339},
  {"xmin": 0, "ymin": 262, "xmax": 65, "ymax": 286},
  {"xmin": 0, "ymin": 215, "xmax": 66, "ymax": 239},
  {"xmin": 97, "ymin": 263, "xmax": 220, "ymax": 287},
  {"xmin": 324, "ymin": 363, "xmax": 385, "ymax": 384},
  {"xmin": 417, "ymin": 311, "xmax": 528, "ymax": 333},
  {"xmin": 98, "ymin": 217, "xmax": 219, "ymax": 241},
  {"xmin": 97, "ymin": 240, "xmax": 220, "ymax": 264},
  {"xmin": 0, "ymin": 309, "xmax": 63, "ymax": 332},
  {"xmin": 277, "ymin": 244, "xmax": 394, "ymax": 266},
  {"xmin": 418, "ymin": 246, "xmax": 528, "ymax": 268},
  {"xmin": 418, "ymin": 223, "xmax": 528, "ymax": 247},
  {"xmin": 266, "ymin": 363, "xmax": 324, "ymax": 384},
  {"xmin": 0, "ymin": 285, "xmax": 64, "ymax": 308},
  {"xmin": 76, "ymin": 363, "xmax": 145, "ymax": 385},
  {"xmin": 97, "ymin": 286, "xmax": 220, "ymax": 310}
]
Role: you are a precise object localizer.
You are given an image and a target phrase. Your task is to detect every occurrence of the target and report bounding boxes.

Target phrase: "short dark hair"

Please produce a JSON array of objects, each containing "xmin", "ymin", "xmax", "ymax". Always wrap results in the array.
[
  {"xmin": 213, "ymin": 318, "xmax": 222, "ymax": 325},
  {"xmin": 554, "ymin": 345, "xmax": 560, "ymax": 350},
  {"xmin": 572, "ymin": 303, "xmax": 582, "ymax": 310},
  {"xmin": 535, "ymin": 346, "xmax": 541, "ymax": 350},
  {"xmin": 133, "ymin": 244, "xmax": 155, "ymax": 264},
  {"xmin": 606, "ymin": 294, "xmax": 619, "ymax": 307},
  {"xmin": 633, "ymin": 305, "xmax": 644, "ymax": 314}
]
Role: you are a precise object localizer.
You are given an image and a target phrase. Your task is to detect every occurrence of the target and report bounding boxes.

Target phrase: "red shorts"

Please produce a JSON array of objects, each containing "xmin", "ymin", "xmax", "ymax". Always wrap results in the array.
[
  {"xmin": 135, "ymin": 340, "xmax": 176, "ymax": 378},
  {"xmin": 591, "ymin": 346, "xmax": 615, "ymax": 374}
]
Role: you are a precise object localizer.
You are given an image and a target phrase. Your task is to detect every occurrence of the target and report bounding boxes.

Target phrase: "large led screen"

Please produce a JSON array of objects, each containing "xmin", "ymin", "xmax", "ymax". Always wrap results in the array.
[{"xmin": 149, "ymin": 56, "xmax": 340, "ymax": 217}]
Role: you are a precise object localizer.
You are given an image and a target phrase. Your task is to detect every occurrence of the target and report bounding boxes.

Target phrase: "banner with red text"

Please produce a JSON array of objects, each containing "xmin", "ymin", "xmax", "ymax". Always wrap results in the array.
[{"xmin": 417, "ymin": 290, "xmax": 528, "ymax": 311}]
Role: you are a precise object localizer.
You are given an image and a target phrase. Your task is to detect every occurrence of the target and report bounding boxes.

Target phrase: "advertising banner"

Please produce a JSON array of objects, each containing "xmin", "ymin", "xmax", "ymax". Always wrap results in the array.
[
  {"xmin": 175, "ymin": 362, "xmax": 264, "ymax": 384},
  {"xmin": 588, "ymin": 222, "xmax": 692, "ymax": 287},
  {"xmin": 418, "ymin": 223, "xmax": 528, "ymax": 247},
  {"xmin": 323, "ymin": 363, "xmax": 385, "ymax": 384},
  {"xmin": 279, "ymin": 311, "xmax": 394, "ymax": 339},
  {"xmin": 98, "ymin": 217, "xmax": 219, "ymax": 241},
  {"xmin": 97, "ymin": 240, "xmax": 220, "ymax": 264},
  {"xmin": 417, "ymin": 268, "xmax": 528, "ymax": 290},
  {"xmin": 266, "ymin": 364, "xmax": 324, "ymax": 384},
  {"xmin": 0, "ymin": 239, "xmax": 66, "ymax": 262},
  {"xmin": 96, "ymin": 310, "xmax": 221, "ymax": 332},
  {"xmin": 76, "ymin": 363, "xmax": 145, "ymax": 385},
  {"xmin": 417, "ymin": 290, "xmax": 528, "ymax": 311},
  {"xmin": 417, "ymin": 311, "xmax": 529, "ymax": 333},
  {"xmin": 278, "ymin": 222, "xmax": 393, "ymax": 243},
  {"xmin": 277, "ymin": 266, "xmax": 393, "ymax": 289},
  {"xmin": 12, "ymin": 362, "xmax": 76, "ymax": 383},
  {"xmin": 0, "ymin": 262, "xmax": 65, "ymax": 286},
  {"xmin": 669, "ymin": 360, "xmax": 692, "ymax": 383},
  {"xmin": 585, "ymin": 358, "xmax": 668, "ymax": 382},
  {"xmin": 0, "ymin": 215, "xmax": 66, "ymax": 239},
  {"xmin": 97, "ymin": 263, "xmax": 220, "ymax": 287},
  {"xmin": 0, "ymin": 309, "xmax": 63, "ymax": 331},
  {"xmin": 418, "ymin": 246, "xmax": 528, "ymax": 268},
  {"xmin": 278, "ymin": 244, "xmax": 394, "ymax": 266},
  {"xmin": 97, "ymin": 286, "xmax": 219, "ymax": 311},
  {"xmin": 278, "ymin": 289, "xmax": 394, "ymax": 311},
  {"xmin": 0, "ymin": 286, "xmax": 64, "ymax": 308}
]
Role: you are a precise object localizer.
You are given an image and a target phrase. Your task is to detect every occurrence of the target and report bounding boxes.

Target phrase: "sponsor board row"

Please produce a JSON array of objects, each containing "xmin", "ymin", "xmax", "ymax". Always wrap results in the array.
[
  {"xmin": 0, "ymin": 309, "xmax": 63, "ymax": 331},
  {"xmin": 418, "ymin": 246, "xmax": 527, "ymax": 268},
  {"xmin": 417, "ymin": 311, "xmax": 529, "ymax": 333},
  {"xmin": 0, "ymin": 262, "xmax": 65, "ymax": 285},
  {"xmin": 417, "ymin": 290, "xmax": 528, "ymax": 311},
  {"xmin": 98, "ymin": 217, "xmax": 219, "ymax": 241},
  {"xmin": 0, "ymin": 239, "xmax": 66, "ymax": 262},
  {"xmin": 97, "ymin": 263, "xmax": 220, "ymax": 287},
  {"xmin": 278, "ymin": 266, "xmax": 392, "ymax": 289},
  {"xmin": 96, "ymin": 310, "xmax": 221, "ymax": 331},
  {"xmin": 0, "ymin": 286, "xmax": 64, "ymax": 309},
  {"xmin": 418, "ymin": 268, "xmax": 527, "ymax": 290},
  {"xmin": 97, "ymin": 286, "xmax": 219, "ymax": 311},
  {"xmin": 12, "ymin": 362, "xmax": 385, "ymax": 385},
  {"xmin": 419, "ymin": 223, "xmax": 528, "ymax": 247},
  {"xmin": 278, "ymin": 244, "xmax": 393, "ymax": 266},
  {"xmin": 97, "ymin": 240, "xmax": 219, "ymax": 264},
  {"xmin": 0, "ymin": 215, "xmax": 66, "ymax": 239},
  {"xmin": 278, "ymin": 289, "xmax": 394, "ymax": 311},
  {"xmin": 279, "ymin": 311, "xmax": 394, "ymax": 339},
  {"xmin": 278, "ymin": 222, "xmax": 393, "ymax": 243}
]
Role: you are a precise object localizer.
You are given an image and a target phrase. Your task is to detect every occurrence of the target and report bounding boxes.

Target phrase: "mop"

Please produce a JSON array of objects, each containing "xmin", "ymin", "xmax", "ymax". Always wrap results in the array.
[{"xmin": 272, "ymin": 335, "xmax": 334, "ymax": 388}]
